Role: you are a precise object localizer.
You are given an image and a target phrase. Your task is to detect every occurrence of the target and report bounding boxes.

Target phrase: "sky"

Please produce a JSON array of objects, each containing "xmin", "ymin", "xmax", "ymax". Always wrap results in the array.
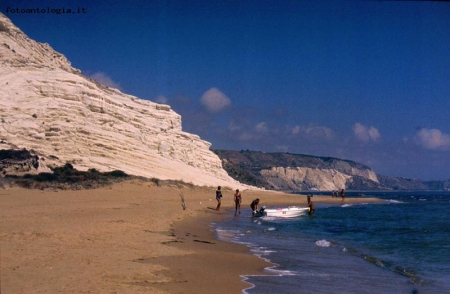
[{"xmin": 2, "ymin": 0, "xmax": 450, "ymax": 180}]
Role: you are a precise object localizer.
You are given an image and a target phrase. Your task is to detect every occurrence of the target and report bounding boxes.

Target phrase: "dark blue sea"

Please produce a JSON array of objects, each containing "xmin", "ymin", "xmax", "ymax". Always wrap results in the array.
[{"xmin": 214, "ymin": 191, "xmax": 450, "ymax": 294}]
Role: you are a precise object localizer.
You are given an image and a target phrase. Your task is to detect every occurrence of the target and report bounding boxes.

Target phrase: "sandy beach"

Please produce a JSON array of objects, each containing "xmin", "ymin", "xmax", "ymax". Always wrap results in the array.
[{"xmin": 0, "ymin": 180, "xmax": 382, "ymax": 293}]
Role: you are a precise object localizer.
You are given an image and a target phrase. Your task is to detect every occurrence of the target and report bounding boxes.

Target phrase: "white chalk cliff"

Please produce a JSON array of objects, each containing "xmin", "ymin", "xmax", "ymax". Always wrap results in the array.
[
  {"xmin": 215, "ymin": 150, "xmax": 381, "ymax": 191},
  {"xmin": 260, "ymin": 166, "xmax": 379, "ymax": 191},
  {"xmin": 0, "ymin": 13, "xmax": 239, "ymax": 187}
]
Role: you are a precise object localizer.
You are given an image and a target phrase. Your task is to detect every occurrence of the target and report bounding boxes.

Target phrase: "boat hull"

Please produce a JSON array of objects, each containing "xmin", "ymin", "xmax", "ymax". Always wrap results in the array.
[{"xmin": 263, "ymin": 206, "xmax": 309, "ymax": 218}]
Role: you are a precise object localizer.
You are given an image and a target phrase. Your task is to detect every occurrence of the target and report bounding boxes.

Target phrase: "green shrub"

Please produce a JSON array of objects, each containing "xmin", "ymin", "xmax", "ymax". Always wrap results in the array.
[
  {"xmin": 105, "ymin": 170, "xmax": 128, "ymax": 178},
  {"xmin": 35, "ymin": 172, "xmax": 56, "ymax": 182},
  {"xmin": 7, "ymin": 162, "xmax": 131, "ymax": 190}
]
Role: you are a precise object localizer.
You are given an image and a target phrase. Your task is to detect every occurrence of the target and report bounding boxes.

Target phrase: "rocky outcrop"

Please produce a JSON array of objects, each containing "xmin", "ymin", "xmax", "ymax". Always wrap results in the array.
[
  {"xmin": 0, "ymin": 149, "xmax": 40, "ymax": 176},
  {"xmin": 0, "ymin": 13, "xmax": 237, "ymax": 187},
  {"xmin": 0, "ymin": 14, "xmax": 79, "ymax": 73}
]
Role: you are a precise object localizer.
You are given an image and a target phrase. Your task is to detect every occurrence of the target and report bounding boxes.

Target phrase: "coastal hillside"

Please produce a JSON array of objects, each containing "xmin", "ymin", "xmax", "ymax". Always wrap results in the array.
[
  {"xmin": 214, "ymin": 150, "xmax": 379, "ymax": 191},
  {"xmin": 0, "ymin": 13, "xmax": 237, "ymax": 187},
  {"xmin": 213, "ymin": 150, "xmax": 450, "ymax": 191}
]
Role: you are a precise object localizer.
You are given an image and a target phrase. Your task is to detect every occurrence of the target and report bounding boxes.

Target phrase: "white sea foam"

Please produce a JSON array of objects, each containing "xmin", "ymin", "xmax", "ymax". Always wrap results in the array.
[
  {"xmin": 385, "ymin": 199, "xmax": 403, "ymax": 203},
  {"xmin": 341, "ymin": 204, "xmax": 353, "ymax": 207},
  {"xmin": 215, "ymin": 228, "xmax": 243, "ymax": 242},
  {"xmin": 250, "ymin": 247, "xmax": 276, "ymax": 264},
  {"xmin": 251, "ymin": 247, "xmax": 276, "ymax": 256},
  {"xmin": 315, "ymin": 239, "xmax": 331, "ymax": 247},
  {"xmin": 266, "ymin": 227, "xmax": 276, "ymax": 231},
  {"xmin": 265, "ymin": 268, "xmax": 297, "ymax": 276},
  {"xmin": 233, "ymin": 239, "xmax": 253, "ymax": 246}
]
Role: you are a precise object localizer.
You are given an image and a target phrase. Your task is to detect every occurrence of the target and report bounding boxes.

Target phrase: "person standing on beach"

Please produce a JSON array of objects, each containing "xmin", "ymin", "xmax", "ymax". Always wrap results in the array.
[
  {"xmin": 234, "ymin": 189, "xmax": 242, "ymax": 216},
  {"xmin": 215, "ymin": 186, "xmax": 223, "ymax": 211},
  {"xmin": 341, "ymin": 188, "xmax": 345, "ymax": 200},
  {"xmin": 307, "ymin": 196, "xmax": 314, "ymax": 215}
]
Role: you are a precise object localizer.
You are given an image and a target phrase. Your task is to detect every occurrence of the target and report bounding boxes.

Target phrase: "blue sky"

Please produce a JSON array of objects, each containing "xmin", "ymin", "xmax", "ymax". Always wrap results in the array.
[{"xmin": 2, "ymin": 1, "xmax": 450, "ymax": 180}]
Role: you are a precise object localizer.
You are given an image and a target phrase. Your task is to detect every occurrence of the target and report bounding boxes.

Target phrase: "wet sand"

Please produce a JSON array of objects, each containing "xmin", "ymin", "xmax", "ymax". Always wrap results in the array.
[{"xmin": 0, "ymin": 180, "xmax": 382, "ymax": 293}]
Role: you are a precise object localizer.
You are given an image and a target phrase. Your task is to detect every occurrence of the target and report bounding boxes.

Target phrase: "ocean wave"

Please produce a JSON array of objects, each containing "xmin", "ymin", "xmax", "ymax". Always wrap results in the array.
[
  {"xmin": 341, "ymin": 204, "xmax": 353, "ymax": 207},
  {"xmin": 265, "ymin": 268, "xmax": 297, "ymax": 276},
  {"xmin": 215, "ymin": 228, "xmax": 241, "ymax": 242},
  {"xmin": 251, "ymin": 247, "xmax": 276, "ymax": 256},
  {"xmin": 231, "ymin": 239, "xmax": 253, "ymax": 246},
  {"xmin": 315, "ymin": 239, "xmax": 331, "ymax": 247},
  {"xmin": 344, "ymin": 246, "xmax": 424, "ymax": 285}
]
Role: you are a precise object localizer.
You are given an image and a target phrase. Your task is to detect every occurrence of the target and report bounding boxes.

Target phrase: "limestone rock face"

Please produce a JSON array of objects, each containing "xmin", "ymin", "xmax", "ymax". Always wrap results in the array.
[
  {"xmin": 260, "ymin": 167, "xmax": 349, "ymax": 191},
  {"xmin": 0, "ymin": 13, "xmax": 236, "ymax": 187},
  {"xmin": 260, "ymin": 167, "xmax": 379, "ymax": 191},
  {"xmin": 214, "ymin": 150, "xmax": 381, "ymax": 191}
]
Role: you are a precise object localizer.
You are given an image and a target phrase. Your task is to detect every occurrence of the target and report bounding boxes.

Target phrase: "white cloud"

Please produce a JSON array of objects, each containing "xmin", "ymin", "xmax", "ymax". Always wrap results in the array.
[
  {"xmin": 292, "ymin": 125, "xmax": 334, "ymax": 139},
  {"xmin": 234, "ymin": 122, "xmax": 268, "ymax": 142},
  {"xmin": 155, "ymin": 95, "xmax": 168, "ymax": 104},
  {"xmin": 414, "ymin": 128, "xmax": 450, "ymax": 150},
  {"xmin": 200, "ymin": 87, "xmax": 231, "ymax": 113},
  {"xmin": 89, "ymin": 72, "xmax": 122, "ymax": 90},
  {"xmin": 292, "ymin": 125, "xmax": 301, "ymax": 135},
  {"xmin": 255, "ymin": 122, "xmax": 268, "ymax": 133},
  {"xmin": 228, "ymin": 120, "xmax": 242, "ymax": 132},
  {"xmin": 238, "ymin": 133, "xmax": 254, "ymax": 141},
  {"xmin": 352, "ymin": 123, "xmax": 380, "ymax": 143}
]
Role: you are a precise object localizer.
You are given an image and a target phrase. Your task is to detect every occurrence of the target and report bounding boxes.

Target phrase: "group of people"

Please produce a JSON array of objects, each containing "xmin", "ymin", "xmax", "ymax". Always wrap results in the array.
[
  {"xmin": 331, "ymin": 189, "xmax": 345, "ymax": 199},
  {"xmin": 215, "ymin": 186, "xmax": 314, "ymax": 216},
  {"xmin": 215, "ymin": 186, "xmax": 245, "ymax": 216}
]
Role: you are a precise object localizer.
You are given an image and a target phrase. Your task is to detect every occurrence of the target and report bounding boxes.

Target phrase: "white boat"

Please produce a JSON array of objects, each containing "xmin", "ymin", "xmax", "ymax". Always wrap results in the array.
[{"xmin": 262, "ymin": 206, "xmax": 309, "ymax": 218}]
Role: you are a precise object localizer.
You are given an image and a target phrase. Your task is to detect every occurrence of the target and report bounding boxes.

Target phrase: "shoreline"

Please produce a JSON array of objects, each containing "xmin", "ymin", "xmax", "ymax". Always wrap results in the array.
[
  {"xmin": 0, "ymin": 180, "xmax": 383, "ymax": 293},
  {"xmin": 149, "ymin": 188, "xmax": 383, "ymax": 293}
]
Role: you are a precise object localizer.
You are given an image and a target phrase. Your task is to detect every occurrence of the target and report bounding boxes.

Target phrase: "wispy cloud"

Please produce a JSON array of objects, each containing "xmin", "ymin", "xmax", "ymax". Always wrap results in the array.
[
  {"xmin": 292, "ymin": 125, "xmax": 334, "ymax": 139},
  {"xmin": 414, "ymin": 128, "xmax": 450, "ymax": 150},
  {"xmin": 200, "ymin": 87, "xmax": 231, "ymax": 113},
  {"xmin": 234, "ymin": 122, "xmax": 269, "ymax": 142},
  {"xmin": 255, "ymin": 122, "xmax": 268, "ymax": 133},
  {"xmin": 352, "ymin": 123, "xmax": 380, "ymax": 143},
  {"xmin": 88, "ymin": 72, "xmax": 122, "ymax": 90},
  {"xmin": 154, "ymin": 95, "xmax": 168, "ymax": 104},
  {"xmin": 238, "ymin": 132, "xmax": 257, "ymax": 141},
  {"xmin": 227, "ymin": 120, "xmax": 242, "ymax": 132}
]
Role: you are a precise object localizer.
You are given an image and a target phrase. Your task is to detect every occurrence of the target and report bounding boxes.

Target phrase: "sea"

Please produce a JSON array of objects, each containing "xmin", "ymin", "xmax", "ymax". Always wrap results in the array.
[{"xmin": 214, "ymin": 191, "xmax": 450, "ymax": 294}]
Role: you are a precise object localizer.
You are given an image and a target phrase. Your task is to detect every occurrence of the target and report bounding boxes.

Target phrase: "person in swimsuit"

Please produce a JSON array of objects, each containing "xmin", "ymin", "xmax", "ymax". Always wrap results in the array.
[
  {"xmin": 307, "ymin": 196, "xmax": 314, "ymax": 215},
  {"xmin": 234, "ymin": 189, "xmax": 242, "ymax": 216},
  {"xmin": 215, "ymin": 186, "xmax": 223, "ymax": 211}
]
